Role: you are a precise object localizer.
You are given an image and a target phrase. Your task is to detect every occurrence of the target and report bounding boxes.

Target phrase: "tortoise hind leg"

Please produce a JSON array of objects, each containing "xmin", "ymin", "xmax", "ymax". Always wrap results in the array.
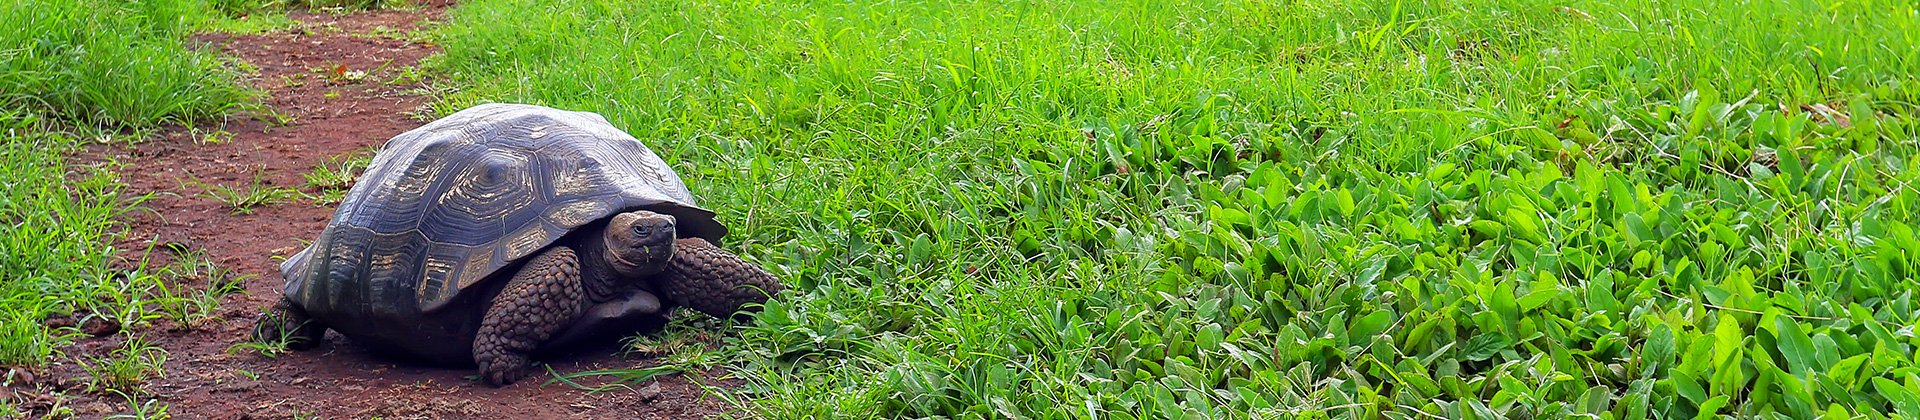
[
  {"xmin": 473, "ymin": 246, "xmax": 589, "ymax": 386},
  {"xmin": 253, "ymin": 298, "xmax": 326, "ymax": 350},
  {"xmin": 656, "ymin": 238, "xmax": 786, "ymax": 321}
]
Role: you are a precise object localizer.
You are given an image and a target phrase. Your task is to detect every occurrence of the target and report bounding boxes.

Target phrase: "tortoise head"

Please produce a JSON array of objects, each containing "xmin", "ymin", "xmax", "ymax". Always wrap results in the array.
[{"xmin": 603, "ymin": 210, "xmax": 678, "ymax": 278}]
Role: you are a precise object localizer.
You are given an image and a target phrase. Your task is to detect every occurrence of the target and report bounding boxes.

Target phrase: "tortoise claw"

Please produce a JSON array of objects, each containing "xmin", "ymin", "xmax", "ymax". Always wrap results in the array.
[{"xmin": 478, "ymin": 353, "xmax": 532, "ymax": 386}]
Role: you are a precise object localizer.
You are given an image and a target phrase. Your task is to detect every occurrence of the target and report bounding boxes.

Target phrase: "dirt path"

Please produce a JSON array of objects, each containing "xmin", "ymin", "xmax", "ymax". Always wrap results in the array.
[{"xmin": 62, "ymin": 4, "xmax": 738, "ymax": 418}]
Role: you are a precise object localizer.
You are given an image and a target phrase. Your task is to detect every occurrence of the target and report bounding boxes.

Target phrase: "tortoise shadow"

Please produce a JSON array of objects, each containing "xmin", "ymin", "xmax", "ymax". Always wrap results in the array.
[{"xmin": 307, "ymin": 315, "xmax": 670, "ymax": 376}]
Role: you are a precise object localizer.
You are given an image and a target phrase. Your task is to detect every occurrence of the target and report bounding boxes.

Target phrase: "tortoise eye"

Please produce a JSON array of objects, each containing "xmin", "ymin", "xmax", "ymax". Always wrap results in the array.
[{"xmin": 631, "ymin": 224, "xmax": 650, "ymax": 237}]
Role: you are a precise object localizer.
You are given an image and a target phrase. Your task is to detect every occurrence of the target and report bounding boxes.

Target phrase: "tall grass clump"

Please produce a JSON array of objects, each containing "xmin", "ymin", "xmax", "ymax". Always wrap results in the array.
[
  {"xmin": 435, "ymin": 0, "xmax": 1919, "ymax": 417},
  {"xmin": 0, "ymin": 0, "xmax": 254, "ymax": 129},
  {"xmin": 0, "ymin": 112, "xmax": 137, "ymax": 366}
]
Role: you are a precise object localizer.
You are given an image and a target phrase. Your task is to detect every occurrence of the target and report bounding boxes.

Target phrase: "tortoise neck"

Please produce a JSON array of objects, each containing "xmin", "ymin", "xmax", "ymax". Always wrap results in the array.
[{"xmin": 574, "ymin": 227, "xmax": 633, "ymax": 303}]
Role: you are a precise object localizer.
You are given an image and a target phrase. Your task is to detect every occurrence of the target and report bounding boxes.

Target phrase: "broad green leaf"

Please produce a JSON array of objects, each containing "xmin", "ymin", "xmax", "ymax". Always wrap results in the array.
[
  {"xmin": 1469, "ymin": 219, "xmax": 1506, "ymax": 237},
  {"xmin": 1578, "ymin": 385, "xmax": 1611, "ymax": 415},
  {"xmin": 1711, "ymin": 347, "xmax": 1749, "ymax": 396},
  {"xmin": 1517, "ymin": 287, "xmax": 1563, "ymax": 312},
  {"xmin": 1679, "ymin": 336, "xmax": 1716, "ymax": 378},
  {"xmin": 1644, "ymin": 324, "xmax": 1675, "ymax": 377},
  {"xmin": 1399, "ymin": 368, "xmax": 1440, "ymax": 397},
  {"xmin": 1693, "ymin": 395, "xmax": 1728, "ymax": 420},
  {"xmin": 1670, "ymin": 371, "xmax": 1708, "ymax": 405},
  {"xmin": 1711, "ymin": 315, "xmax": 1751, "ymax": 395},
  {"xmin": 1829, "ymin": 355, "xmax": 1868, "ymax": 386},
  {"xmin": 1262, "ymin": 175, "xmax": 1290, "ymax": 208},
  {"xmin": 1197, "ymin": 323, "xmax": 1224, "ymax": 353},
  {"xmin": 1504, "ymin": 207, "xmax": 1543, "ymax": 243},
  {"xmin": 1348, "ymin": 310, "xmax": 1391, "ymax": 346},
  {"xmin": 1811, "ymin": 334, "xmax": 1840, "ymax": 371},
  {"xmin": 1335, "ymin": 188, "xmax": 1356, "ymax": 216},
  {"xmin": 1622, "ymin": 213, "xmax": 1654, "ymax": 245},
  {"xmin": 1403, "ymin": 313, "xmax": 1446, "ymax": 349},
  {"xmin": 1752, "ymin": 358, "xmax": 1779, "ymax": 413},
  {"xmin": 1618, "ymin": 379, "xmax": 1652, "ymax": 420},
  {"xmin": 1462, "ymin": 333, "xmax": 1511, "ymax": 362},
  {"xmin": 1587, "ymin": 273, "xmax": 1620, "ymax": 315},
  {"xmin": 908, "ymin": 233, "xmax": 932, "ymax": 263},
  {"xmin": 1774, "ymin": 316, "xmax": 1818, "ymax": 375},
  {"xmin": 1713, "ymin": 314, "xmax": 1743, "ymax": 369},
  {"xmin": 1490, "ymin": 282, "xmax": 1520, "ymax": 335},
  {"xmin": 1772, "ymin": 368, "xmax": 1816, "ymax": 418},
  {"xmin": 1875, "ymin": 377, "xmax": 1920, "ymax": 415},
  {"xmin": 1820, "ymin": 404, "xmax": 1849, "ymax": 420}
]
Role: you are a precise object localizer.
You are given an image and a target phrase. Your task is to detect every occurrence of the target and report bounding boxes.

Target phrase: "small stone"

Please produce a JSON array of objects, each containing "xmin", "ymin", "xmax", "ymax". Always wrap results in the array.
[
  {"xmin": 79, "ymin": 401, "xmax": 113, "ymax": 414},
  {"xmin": 80, "ymin": 317, "xmax": 121, "ymax": 337},
  {"xmin": 636, "ymin": 382, "xmax": 662, "ymax": 403},
  {"xmin": 4, "ymin": 367, "xmax": 35, "ymax": 385}
]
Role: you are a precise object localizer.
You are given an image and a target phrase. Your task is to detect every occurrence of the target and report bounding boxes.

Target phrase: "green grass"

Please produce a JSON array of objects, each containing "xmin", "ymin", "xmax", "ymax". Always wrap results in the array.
[
  {"xmin": 152, "ymin": 248, "xmax": 252, "ymax": 329},
  {"xmin": 0, "ymin": 111, "xmax": 226, "ymax": 379},
  {"xmin": 189, "ymin": 172, "xmax": 299, "ymax": 215},
  {"xmin": 102, "ymin": 392, "xmax": 175, "ymax": 420},
  {"xmin": 301, "ymin": 151, "xmax": 372, "ymax": 204},
  {"xmin": 0, "ymin": 0, "xmax": 258, "ymax": 130},
  {"xmin": 434, "ymin": 0, "xmax": 1920, "ymax": 417},
  {"xmin": 79, "ymin": 336, "xmax": 169, "ymax": 394},
  {"xmin": 0, "ymin": 0, "xmax": 271, "ymax": 415},
  {"xmin": 0, "ymin": 112, "xmax": 146, "ymax": 364}
]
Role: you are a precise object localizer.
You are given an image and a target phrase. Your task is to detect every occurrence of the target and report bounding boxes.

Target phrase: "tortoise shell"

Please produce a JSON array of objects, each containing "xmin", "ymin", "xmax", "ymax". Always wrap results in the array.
[{"xmin": 278, "ymin": 103, "xmax": 726, "ymax": 318}]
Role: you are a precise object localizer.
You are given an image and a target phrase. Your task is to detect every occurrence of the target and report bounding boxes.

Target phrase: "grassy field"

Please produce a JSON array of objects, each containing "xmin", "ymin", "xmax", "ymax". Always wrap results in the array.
[
  {"xmin": 431, "ymin": 0, "xmax": 1920, "ymax": 418},
  {"xmin": 1, "ymin": 0, "xmax": 262, "ymax": 415},
  {"xmin": 4, "ymin": 0, "xmax": 1918, "ymax": 417}
]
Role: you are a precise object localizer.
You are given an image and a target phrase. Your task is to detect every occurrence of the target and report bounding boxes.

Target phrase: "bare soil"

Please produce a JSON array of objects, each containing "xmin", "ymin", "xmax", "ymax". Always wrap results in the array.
[{"xmin": 31, "ymin": 3, "xmax": 742, "ymax": 418}]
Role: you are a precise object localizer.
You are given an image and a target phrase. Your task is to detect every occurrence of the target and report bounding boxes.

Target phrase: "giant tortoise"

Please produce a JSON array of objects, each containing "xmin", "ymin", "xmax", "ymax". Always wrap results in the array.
[{"xmin": 254, "ymin": 103, "xmax": 784, "ymax": 386}]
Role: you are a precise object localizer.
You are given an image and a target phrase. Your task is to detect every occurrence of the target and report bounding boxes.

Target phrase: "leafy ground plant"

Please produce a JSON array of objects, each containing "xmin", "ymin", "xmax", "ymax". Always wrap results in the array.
[
  {"xmin": 434, "ymin": 0, "xmax": 1920, "ymax": 418},
  {"xmin": 0, "ymin": 121, "xmax": 143, "ymax": 370},
  {"xmin": 102, "ymin": 392, "xmax": 173, "ymax": 420},
  {"xmin": 191, "ymin": 173, "xmax": 298, "ymax": 215},
  {"xmin": 79, "ymin": 336, "xmax": 169, "ymax": 394},
  {"xmin": 154, "ymin": 248, "xmax": 252, "ymax": 329},
  {"xmin": 302, "ymin": 151, "xmax": 372, "ymax": 204}
]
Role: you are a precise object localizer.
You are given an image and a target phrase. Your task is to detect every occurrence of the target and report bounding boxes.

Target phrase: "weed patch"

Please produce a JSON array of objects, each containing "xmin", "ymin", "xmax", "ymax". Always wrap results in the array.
[
  {"xmin": 303, "ymin": 152, "xmax": 370, "ymax": 189},
  {"xmin": 80, "ymin": 336, "xmax": 168, "ymax": 393},
  {"xmin": 190, "ymin": 173, "xmax": 298, "ymax": 214}
]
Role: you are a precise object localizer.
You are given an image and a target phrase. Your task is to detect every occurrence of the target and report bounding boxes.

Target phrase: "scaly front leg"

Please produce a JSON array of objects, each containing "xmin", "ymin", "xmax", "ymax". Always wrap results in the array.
[{"xmin": 473, "ymin": 246, "xmax": 587, "ymax": 386}]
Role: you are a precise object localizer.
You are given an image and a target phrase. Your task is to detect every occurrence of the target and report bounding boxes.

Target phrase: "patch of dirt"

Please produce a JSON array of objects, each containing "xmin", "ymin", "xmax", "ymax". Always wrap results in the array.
[{"xmin": 51, "ymin": 3, "xmax": 742, "ymax": 418}]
